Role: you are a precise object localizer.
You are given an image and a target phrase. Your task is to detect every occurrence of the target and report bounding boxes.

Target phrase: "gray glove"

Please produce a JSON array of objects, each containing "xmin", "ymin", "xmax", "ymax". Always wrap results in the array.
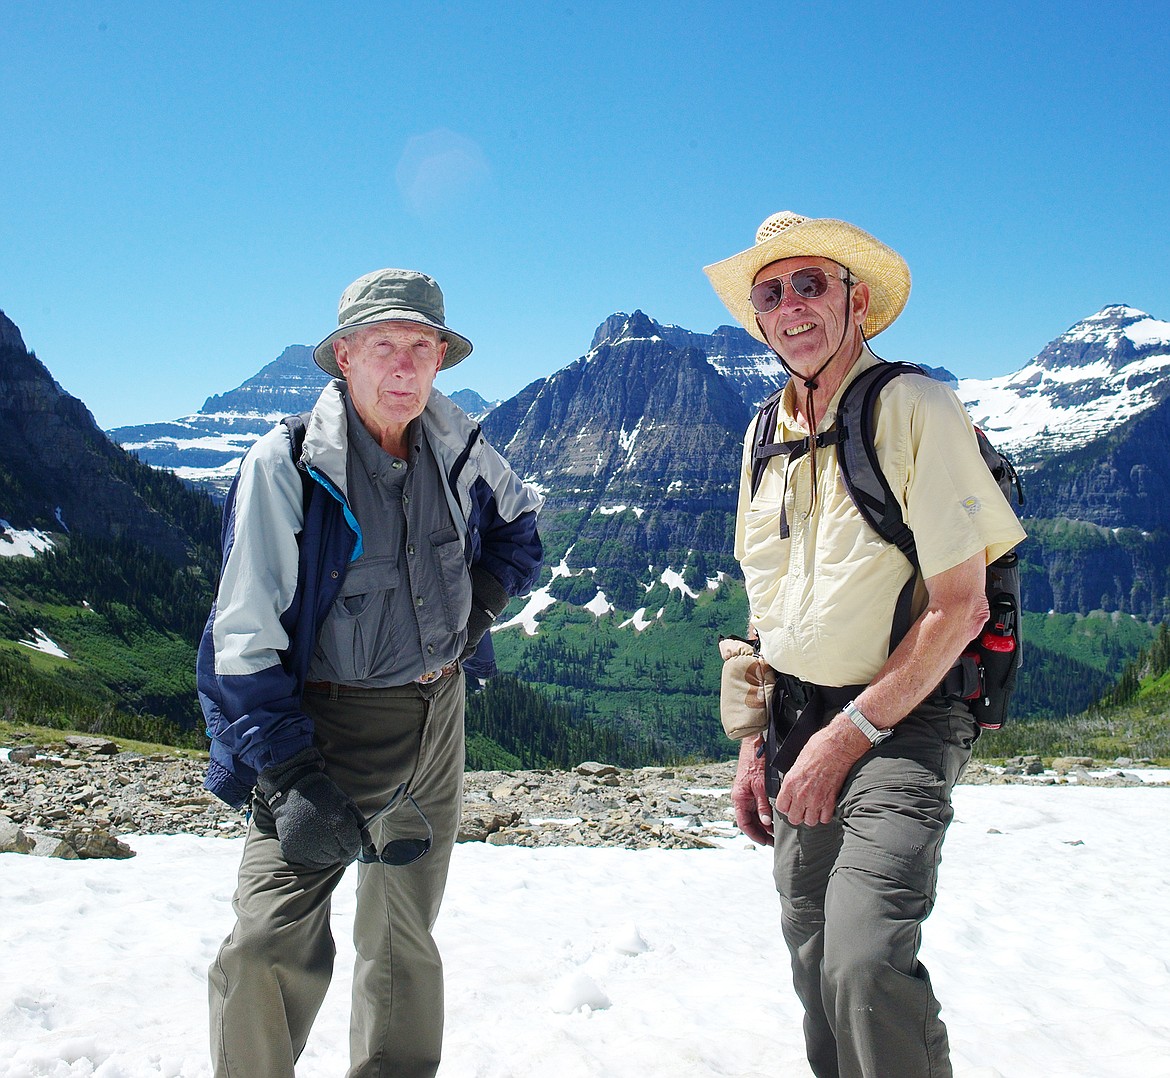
[
  {"xmin": 257, "ymin": 748, "xmax": 365, "ymax": 870},
  {"xmin": 461, "ymin": 566, "xmax": 510, "ymax": 660}
]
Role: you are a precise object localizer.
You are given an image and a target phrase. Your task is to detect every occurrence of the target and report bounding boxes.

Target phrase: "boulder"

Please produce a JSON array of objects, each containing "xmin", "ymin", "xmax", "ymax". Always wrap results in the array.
[
  {"xmin": 64, "ymin": 735, "xmax": 119, "ymax": 755},
  {"xmin": 0, "ymin": 814, "xmax": 34, "ymax": 854}
]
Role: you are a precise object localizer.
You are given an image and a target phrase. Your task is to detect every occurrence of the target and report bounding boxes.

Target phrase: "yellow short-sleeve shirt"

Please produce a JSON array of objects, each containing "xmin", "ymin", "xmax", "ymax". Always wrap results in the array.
[{"xmin": 735, "ymin": 354, "xmax": 1026, "ymax": 687}]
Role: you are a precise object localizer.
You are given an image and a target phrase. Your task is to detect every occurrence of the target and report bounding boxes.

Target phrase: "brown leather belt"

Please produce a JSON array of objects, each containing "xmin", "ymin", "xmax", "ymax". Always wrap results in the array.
[
  {"xmin": 414, "ymin": 660, "xmax": 460, "ymax": 685},
  {"xmin": 304, "ymin": 661, "xmax": 459, "ymax": 695}
]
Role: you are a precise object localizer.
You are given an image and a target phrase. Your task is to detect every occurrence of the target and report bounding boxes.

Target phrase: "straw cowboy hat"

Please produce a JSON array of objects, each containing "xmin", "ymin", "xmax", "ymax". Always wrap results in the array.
[
  {"xmin": 314, "ymin": 268, "xmax": 473, "ymax": 376},
  {"xmin": 703, "ymin": 211, "xmax": 911, "ymax": 343}
]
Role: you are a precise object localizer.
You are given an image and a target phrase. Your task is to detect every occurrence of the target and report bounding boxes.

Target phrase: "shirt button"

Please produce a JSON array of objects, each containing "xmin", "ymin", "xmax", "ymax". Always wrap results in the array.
[
  {"xmin": 403, "ymin": 495, "xmax": 410, "ymax": 505},
  {"xmin": 416, "ymin": 596, "xmax": 425, "ymax": 606},
  {"xmin": 407, "ymin": 544, "xmax": 415, "ymax": 555},
  {"xmin": 392, "ymin": 461, "xmax": 403, "ymax": 470},
  {"xmin": 427, "ymin": 644, "xmax": 435, "ymax": 654}
]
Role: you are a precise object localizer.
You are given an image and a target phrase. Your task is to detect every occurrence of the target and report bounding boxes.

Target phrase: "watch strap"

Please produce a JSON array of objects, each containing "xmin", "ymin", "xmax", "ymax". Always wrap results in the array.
[{"xmin": 842, "ymin": 699, "xmax": 892, "ymax": 746}]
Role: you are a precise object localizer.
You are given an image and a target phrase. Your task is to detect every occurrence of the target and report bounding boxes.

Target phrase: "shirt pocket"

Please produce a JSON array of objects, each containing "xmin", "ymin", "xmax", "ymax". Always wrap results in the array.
[
  {"xmin": 316, "ymin": 555, "xmax": 399, "ymax": 683},
  {"xmin": 430, "ymin": 526, "xmax": 473, "ymax": 633},
  {"xmin": 739, "ymin": 499, "xmax": 789, "ymax": 571}
]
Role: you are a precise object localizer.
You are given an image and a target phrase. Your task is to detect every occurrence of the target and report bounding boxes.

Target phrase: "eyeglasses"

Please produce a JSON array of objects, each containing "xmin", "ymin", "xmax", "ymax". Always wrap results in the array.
[
  {"xmin": 749, "ymin": 266, "xmax": 848, "ymax": 315},
  {"xmin": 357, "ymin": 784, "xmax": 433, "ymax": 865}
]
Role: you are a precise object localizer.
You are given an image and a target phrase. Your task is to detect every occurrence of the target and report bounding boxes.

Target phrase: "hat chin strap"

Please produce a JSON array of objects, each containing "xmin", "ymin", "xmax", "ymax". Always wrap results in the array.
[{"xmin": 756, "ymin": 277, "xmax": 856, "ymax": 521}]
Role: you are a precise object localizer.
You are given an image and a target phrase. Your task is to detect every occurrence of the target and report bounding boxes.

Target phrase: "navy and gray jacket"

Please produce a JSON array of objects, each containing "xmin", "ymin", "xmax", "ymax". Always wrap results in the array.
[{"xmin": 197, "ymin": 381, "xmax": 544, "ymax": 808}]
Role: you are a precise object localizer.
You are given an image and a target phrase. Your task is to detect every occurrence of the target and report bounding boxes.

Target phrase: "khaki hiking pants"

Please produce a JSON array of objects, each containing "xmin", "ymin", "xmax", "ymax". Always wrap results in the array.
[
  {"xmin": 772, "ymin": 695, "xmax": 977, "ymax": 1078},
  {"xmin": 209, "ymin": 670, "xmax": 465, "ymax": 1078}
]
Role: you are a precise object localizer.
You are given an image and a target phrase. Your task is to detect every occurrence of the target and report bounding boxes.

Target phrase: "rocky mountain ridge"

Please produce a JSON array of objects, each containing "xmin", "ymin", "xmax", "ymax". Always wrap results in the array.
[
  {"xmin": 109, "ymin": 346, "xmax": 503, "ymax": 498},
  {"xmin": 94, "ymin": 301, "xmax": 1170, "ymax": 622},
  {"xmin": 105, "ymin": 304, "xmax": 1170, "ymax": 506},
  {"xmin": 0, "ymin": 310, "xmax": 206, "ymax": 564},
  {"xmin": 108, "ymin": 344, "xmax": 330, "ymax": 497}
]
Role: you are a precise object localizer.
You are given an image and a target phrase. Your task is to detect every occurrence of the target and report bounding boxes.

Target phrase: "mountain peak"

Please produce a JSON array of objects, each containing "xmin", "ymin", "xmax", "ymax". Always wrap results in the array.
[
  {"xmin": 0, "ymin": 309, "xmax": 28, "ymax": 353},
  {"xmin": 0, "ymin": 309, "xmax": 201, "ymax": 561},
  {"xmin": 589, "ymin": 311, "xmax": 665, "ymax": 351},
  {"xmin": 959, "ymin": 302, "xmax": 1170, "ymax": 463},
  {"xmin": 1041, "ymin": 305, "xmax": 1170, "ymax": 368}
]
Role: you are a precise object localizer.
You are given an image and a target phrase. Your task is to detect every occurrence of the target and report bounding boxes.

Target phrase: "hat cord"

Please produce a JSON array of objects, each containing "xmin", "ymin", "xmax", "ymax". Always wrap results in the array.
[{"xmin": 756, "ymin": 273, "xmax": 855, "ymax": 524}]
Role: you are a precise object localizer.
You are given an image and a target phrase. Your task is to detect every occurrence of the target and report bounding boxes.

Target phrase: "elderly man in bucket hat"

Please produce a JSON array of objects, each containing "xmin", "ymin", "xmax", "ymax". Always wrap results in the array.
[
  {"xmin": 198, "ymin": 268, "xmax": 543, "ymax": 1077},
  {"xmin": 705, "ymin": 214, "xmax": 1024, "ymax": 1078}
]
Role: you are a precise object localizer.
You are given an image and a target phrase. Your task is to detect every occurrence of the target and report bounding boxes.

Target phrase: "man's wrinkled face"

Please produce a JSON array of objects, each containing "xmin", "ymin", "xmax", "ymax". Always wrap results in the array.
[
  {"xmin": 333, "ymin": 322, "xmax": 447, "ymax": 445},
  {"xmin": 752, "ymin": 256, "xmax": 868, "ymax": 373}
]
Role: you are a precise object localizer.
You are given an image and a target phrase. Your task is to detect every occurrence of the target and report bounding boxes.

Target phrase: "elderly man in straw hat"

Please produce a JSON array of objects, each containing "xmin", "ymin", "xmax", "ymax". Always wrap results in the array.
[
  {"xmin": 198, "ymin": 268, "xmax": 543, "ymax": 1077},
  {"xmin": 705, "ymin": 214, "xmax": 1024, "ymax": 1077}
]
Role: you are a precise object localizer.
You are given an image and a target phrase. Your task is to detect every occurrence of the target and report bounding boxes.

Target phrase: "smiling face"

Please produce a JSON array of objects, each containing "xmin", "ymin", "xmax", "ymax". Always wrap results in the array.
[
  {"xmin": 752, "ymin": 256, "xmax": 870, "ymax": 379},
  {"xmin": 333, "ymin": 321, "xmax": 447, "ymax": 454}
]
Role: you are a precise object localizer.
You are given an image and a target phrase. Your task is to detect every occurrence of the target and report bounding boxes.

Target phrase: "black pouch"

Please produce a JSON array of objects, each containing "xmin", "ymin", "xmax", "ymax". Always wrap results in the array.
[
  {"xmin": 764, "ymin": 682, "xmax": 827, "ymax": 799},
  {"xmin": 763, "ymin": 679, "xmax": 864, "ymax": 798}
]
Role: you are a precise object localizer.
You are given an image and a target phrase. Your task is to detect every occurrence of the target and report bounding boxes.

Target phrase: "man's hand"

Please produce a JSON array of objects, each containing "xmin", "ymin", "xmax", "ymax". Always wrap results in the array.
[
  {"xmin": 775, "ymin": 552, "xmax": 991, "ymax": 826},
  {"xmin": 773, "ymin": 718, "xmax": 871, "ymax": 827},
  {"xmin": 732, "ymin": 735, "xmax": 774, "ymax": 846},
  {"xmin": 257, "ymin": 748, "xmax": 365, "ymax": 870}
]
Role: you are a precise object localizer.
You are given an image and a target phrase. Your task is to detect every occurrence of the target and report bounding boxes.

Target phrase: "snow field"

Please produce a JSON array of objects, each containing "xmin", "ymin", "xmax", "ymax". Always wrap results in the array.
[{"xmin": 1, "ymin": 785, "xmax": 1168, "ymax": 1076}]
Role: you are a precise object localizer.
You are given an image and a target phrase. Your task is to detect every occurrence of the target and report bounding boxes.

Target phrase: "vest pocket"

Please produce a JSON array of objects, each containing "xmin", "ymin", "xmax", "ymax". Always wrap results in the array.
[
  {"xmin": 430, "ymin": 527, "xmax": 473, "ymax": 633},
  {"xmin": 314, "ymin": 556, "xmax": 399, "ymax": 682}
]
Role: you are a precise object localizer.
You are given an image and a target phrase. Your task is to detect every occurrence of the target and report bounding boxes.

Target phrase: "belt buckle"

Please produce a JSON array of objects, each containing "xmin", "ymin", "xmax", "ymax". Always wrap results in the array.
[{"xmin": 416, "ymin": 668, "xmax": 443, "ymax": 685}]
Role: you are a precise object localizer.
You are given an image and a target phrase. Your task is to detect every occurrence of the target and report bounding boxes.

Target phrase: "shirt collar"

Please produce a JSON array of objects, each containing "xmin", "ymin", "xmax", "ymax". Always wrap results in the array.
[{"xmin": 344, "ymin": 392, "xmax": 424, "ymax": 474}]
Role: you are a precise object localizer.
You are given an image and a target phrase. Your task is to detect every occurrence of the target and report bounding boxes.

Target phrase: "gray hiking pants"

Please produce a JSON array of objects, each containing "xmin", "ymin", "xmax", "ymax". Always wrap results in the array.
[
  {"xmin": 772, "ymin": 695, "xmax": 976, "ymax": 1078},
  {"xmin": 208, "ymin": 671, "xmax": 465, "ymax": 1078}
]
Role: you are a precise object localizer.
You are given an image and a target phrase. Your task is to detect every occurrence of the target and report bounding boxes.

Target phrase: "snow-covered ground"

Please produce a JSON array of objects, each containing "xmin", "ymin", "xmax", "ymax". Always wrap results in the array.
[{"xmin": 2, "ymin": 785, "xmax": 1169, "ymax": 1077}]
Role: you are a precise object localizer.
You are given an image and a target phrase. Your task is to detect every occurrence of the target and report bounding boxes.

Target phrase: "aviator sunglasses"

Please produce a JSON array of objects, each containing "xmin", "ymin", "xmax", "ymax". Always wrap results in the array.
[
  {"xmin": 357, "ymin": 783, "xmax": 433, "ymax": 866},
  {"xmin": 749, "ymin": 266, "xmax": 849, "ymax": 315}
]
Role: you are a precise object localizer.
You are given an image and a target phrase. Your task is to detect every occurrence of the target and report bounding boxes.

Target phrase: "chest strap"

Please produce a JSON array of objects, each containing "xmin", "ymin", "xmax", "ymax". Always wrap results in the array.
[{"xmin": 753, "ymin": 429, "xmax": 842, "ymax": 538}]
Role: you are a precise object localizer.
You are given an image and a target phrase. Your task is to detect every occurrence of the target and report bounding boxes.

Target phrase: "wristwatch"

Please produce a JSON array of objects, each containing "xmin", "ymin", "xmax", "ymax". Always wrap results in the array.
[{"xmin": 842, "ymin": 700, "xmax": 893, "ymax": 747}]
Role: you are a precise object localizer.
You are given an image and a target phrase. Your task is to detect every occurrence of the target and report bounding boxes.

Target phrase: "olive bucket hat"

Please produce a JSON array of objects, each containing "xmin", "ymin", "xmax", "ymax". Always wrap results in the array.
[
  {"xmin": 703, "ymin": 211, "xmax": 911, "ymax": 343},
  {"xmin": 313, "ymin": 268, "xmax": 473, "ymax": 376}
]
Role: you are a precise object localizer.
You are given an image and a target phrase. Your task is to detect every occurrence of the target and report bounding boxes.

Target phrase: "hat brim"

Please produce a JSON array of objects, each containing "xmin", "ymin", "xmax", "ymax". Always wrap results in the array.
[
  {"xmin": 703, "ymin": 218, "xmax": 910, "ymax": 343},
  {"xmin": 313, "ymin": 312, "xmax": 473, "ymax": 377}
]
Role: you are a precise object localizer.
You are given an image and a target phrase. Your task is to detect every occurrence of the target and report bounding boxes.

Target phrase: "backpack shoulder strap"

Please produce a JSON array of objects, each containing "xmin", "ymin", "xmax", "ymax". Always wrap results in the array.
[
  {"xmin": 750, "ymin": 387, "xmax": 785, "ymax": 501},
  {"xmin": 835, "ymin": 361, "xmax": 926, "ymax": 651},
  {"xmin": 750, "ymin": 386, "xmax": 842, "ymax": 539},
  {"xmin": 280, "ymin": 411, "xmax": 315, "ymax": 516},
  {"xmin": 835, "ymin": 361, "xmax": 925, "ymax": 567}
]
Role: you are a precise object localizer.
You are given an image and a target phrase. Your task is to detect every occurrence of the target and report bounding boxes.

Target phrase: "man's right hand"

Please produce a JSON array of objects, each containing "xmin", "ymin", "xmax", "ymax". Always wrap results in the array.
[
  {"xmin": 732, "ymin": 734, "xmax": 774, "ymax": 846},
  {"xmin": 257, "ymin": 748, "xmax": 365, "ymax": 870}
]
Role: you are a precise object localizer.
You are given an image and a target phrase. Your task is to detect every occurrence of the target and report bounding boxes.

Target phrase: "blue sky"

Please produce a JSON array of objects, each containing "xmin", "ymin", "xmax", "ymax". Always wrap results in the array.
[{"xmin": 2, "ymin": 1, "xmax": 1167, "ymax": 429}]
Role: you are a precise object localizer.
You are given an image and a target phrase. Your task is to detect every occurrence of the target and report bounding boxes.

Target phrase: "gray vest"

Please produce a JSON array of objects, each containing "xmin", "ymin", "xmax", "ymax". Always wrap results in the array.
[{"xmin": 307, "ymin": 397, "xmax": 472, "ymax": 686}]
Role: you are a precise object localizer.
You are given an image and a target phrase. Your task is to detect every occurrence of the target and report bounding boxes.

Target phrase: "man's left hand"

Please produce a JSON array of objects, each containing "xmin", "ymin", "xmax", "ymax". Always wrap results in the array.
[{"xmin": 773, "ymin": 718, "xmax": 870, "ymax": 826}]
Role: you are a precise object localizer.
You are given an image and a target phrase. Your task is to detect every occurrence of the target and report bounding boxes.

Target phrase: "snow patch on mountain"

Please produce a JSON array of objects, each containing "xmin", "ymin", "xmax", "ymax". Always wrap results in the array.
[
  {"xmin": 19, "ymin": 628, "xmax": 68, "ymax": 658},
  {"xmin": 584, "ymin": 591, "xmax": 613, "ymax": 616},
  {"xmin": 958, "ymin": 306, "xmax": 1170, "ymax": 460},
  {"xmin": 1126, "ymin": 318, "xmax": 1170, "ymax": 349},
  {"xmin": 496, "ymin": 587, "xmax": 557, "ymax": 636},
  {"xmin": 659, "ymin": 567, "xmax": 699, "ymax": 600},
  {"xmin": 0, "ymin": 522, "xmax": 55, "ymax": 558},
  {"xmin": 492, "ymin": 559, "xmax": 709, "ymax": 637},
  {"xmin": 619, "ymin": 608, "xmax": 659, "ymax": 632},
  {"xmin": 596, "ymin": 505, "xmax": 645, "ymax": 519}
]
